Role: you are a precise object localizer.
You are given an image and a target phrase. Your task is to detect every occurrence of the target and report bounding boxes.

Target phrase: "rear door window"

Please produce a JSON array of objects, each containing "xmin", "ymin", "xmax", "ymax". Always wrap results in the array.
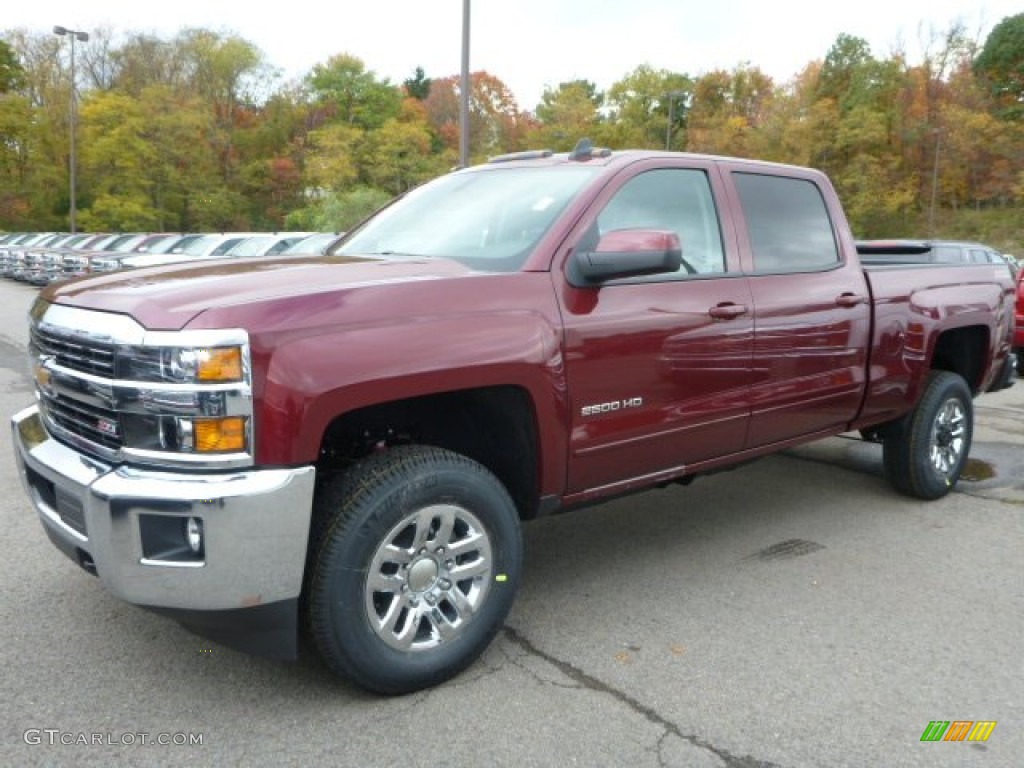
[{"xmin": 733, "ymin": 173, "xmax": 839, "ymax": 273}]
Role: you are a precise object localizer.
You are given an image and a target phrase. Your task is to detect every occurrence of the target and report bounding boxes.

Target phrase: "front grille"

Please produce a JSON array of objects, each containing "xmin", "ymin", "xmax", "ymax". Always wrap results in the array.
[
  {"xmin": 40, "ymin": 390, "xmax": 122, "ymax": 451},
  {"xmin": 32, "ymin": 326, "xmax": 115, "ymax": 378}
]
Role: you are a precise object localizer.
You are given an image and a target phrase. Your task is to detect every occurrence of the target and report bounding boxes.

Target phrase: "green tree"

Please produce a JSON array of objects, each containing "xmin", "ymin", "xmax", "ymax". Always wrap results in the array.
[
  {"xmin": 285, "ymin": 185, "xmax": 392, "ymax": 232},
  {"xmin": 307, "ymin": 53, "xmax": 403, "ymax": 130},
  {"xmin": 403, "ymin": 67, "xmax": 431, "ymax": 100},
  {"xmin": 974, "ymin": 13, "xmax": 1024, "ymax": 119},
  {"xmin": 0, "ymin": 39, "xmax": 24, "ymax": 92},
  {"xmin": 356, "ymin": 117, "xmax": 444, "ymax": 195},
  {"xmin": 603, "ymin": 65, "xmax": 691, "ymax": 149},
  {"xmin": 0, "ymin": 90, "xmax": 35, "ymax": 226},
  {"xmin": 77, "ymin": 90, "xmax": 154, "ymax": 228},
  {"xmin": 532, "ymin": 80, "xmax": 604, "ymax": 151},
  {"xmin": 303, "ymin": 122, "xmax": 363, "ymax": 194}
]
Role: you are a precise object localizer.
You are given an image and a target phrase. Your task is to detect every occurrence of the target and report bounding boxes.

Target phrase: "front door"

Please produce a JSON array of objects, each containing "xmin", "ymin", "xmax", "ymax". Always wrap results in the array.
[{"xmin": 556, "ymin": 160, "xmax": 755, "ymax": 495}]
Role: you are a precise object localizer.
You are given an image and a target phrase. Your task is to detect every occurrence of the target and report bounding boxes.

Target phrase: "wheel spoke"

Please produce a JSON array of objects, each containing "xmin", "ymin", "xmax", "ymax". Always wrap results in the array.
[
  {"xmin": 451, "ymin": 556, "xmax": 489, "ymax": 582},
  {"xmin": 381, "ymin": 544, "xmax": 414, "ymax": 565},
  {"xmin": 366, "ymin": 569, "xmax": 404, "ymax": 593},
  {"xmin": 376, "ymin": 595, "xmax": 402, "ymax": 632},
  {"xmin": 391, "ymin": 614, "xmax": 419, "ymax": 650},
  {"xmin": 410, "ymin": 507, "xmax": 439, "ymax": 551},
  {"xmin": 447, "ymin": 531, "xmax": 485, "ymax": 558},
  {"xmin": 445, "ymin": 584, "xmax": 476, "ymax": 619},
  {"xmin": 430, "ymin": 507, "xmax": 456, "ymax": 548}
]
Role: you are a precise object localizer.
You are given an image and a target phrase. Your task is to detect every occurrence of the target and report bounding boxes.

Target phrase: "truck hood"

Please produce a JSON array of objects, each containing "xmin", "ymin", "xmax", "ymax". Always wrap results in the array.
[{"xmin": 43, "ymin": 255, "xmax": 475, "ymax": 330}]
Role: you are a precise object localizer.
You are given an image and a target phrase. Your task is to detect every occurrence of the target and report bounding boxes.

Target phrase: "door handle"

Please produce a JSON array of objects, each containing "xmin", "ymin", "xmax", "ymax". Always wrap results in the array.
[
  {"xmin": 835, "ymin": 293, "xmax": 867, "ymax": 307},
  {"xmin": 708, "ymin": 303, "xmax": 749, "ymax": 320}
]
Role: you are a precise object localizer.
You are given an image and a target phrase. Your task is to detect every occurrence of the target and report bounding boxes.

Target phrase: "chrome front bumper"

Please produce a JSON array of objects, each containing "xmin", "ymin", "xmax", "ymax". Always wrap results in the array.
[{"xmin": 12, "ymin": 405, "xmax": 315, "ymax": 613}]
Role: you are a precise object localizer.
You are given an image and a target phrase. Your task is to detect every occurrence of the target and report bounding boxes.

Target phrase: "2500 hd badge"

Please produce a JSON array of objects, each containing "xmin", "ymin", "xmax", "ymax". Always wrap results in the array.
[{"xmin": 580, "ymin": 397, "xmax": 644, "ymax": 417}]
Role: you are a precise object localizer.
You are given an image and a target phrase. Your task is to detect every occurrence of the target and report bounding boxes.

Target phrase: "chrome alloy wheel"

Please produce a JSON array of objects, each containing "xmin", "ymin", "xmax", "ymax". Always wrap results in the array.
[
  {"xmin": 929, "ymin": 397, "xmax": 966, "ymax": 476},
  {"xmin": 364, "ymin": 504, "xmax": 493, "ymax": 652}
]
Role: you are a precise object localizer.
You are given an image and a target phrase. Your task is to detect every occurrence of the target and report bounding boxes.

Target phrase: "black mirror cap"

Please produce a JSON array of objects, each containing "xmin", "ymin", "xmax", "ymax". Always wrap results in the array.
[{"xmin": 569, "ymin": 229, "xmax": 682, "ymax": 285}]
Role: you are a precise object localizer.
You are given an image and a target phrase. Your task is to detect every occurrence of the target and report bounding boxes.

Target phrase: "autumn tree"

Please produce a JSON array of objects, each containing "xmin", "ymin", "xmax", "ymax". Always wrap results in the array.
[
  {"xmin": 109, "ymin": 33, "xmax": 188, "ymax": 96},
  {"xmin": 423, "ymin": 71, "xmax": 531, "ymax": 160},
  {"xmin": 686, "ymin": 65, "xmax": 775, "ymax": 157}
]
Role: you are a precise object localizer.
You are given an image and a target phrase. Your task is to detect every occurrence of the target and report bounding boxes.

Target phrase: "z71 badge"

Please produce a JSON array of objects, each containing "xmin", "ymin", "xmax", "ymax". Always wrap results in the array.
[{"xmin": 581, "ymin": 397, "xmax": 643, "ymax": 417}]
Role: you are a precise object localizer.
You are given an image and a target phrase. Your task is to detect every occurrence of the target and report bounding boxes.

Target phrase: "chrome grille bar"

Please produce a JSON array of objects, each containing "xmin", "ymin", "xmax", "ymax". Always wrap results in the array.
[{"xmin": 31, "ymin": 326, "xmax": 115, "ymax": 377}]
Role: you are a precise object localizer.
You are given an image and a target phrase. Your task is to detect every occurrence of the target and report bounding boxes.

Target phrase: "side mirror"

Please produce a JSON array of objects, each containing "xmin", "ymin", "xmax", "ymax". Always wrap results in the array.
[{"xmin": 570, "ymin": 229, "xmax": 683, "ymax": 285}]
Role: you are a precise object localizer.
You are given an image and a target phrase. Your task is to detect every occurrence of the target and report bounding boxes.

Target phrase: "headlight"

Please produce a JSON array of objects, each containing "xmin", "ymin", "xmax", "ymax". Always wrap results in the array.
[
  {"xmin": 177, "ymin": 347, "xmax": 243, "ymax": 382},
  {"xmin": 119, "ymin": 346, "xmax": 245, "ymax": 383},
  {"xmin": 117, "ymin": 344, "xmax": 250, "ymax": 458}
]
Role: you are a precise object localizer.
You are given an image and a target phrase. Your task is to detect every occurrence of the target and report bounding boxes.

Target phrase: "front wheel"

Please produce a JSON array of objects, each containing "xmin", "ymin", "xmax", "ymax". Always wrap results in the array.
[
  {"xmin": 304, "ymin": 445, "xmax": 522, "ymax": 694},
  {"xmin": 883, "ymin": 370, "xmax": 973, "ymax": 500}
]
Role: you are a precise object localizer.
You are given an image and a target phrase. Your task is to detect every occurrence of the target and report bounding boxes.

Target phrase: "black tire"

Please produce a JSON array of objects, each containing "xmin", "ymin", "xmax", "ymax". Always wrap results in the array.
[
  {"xmin": 304, "ymin": 445, "xmax": 522, "ymax": 694},
  {"xmin": 882, "ymin": 371, "xmax": 973, "ymax": 500},
  {"xmin": 1016, "ymin": 353, "xmax": 1024, "ymax": 377}
]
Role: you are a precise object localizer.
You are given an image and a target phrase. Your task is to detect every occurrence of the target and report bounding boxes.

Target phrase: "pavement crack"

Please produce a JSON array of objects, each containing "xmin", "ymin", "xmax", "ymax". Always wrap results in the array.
[
  {"xmin": 502, "ymin": 625, "xmax": 780, "ymax": 768},
  {"xmin": 498, "ymin": 633, "xmax": 583, "ymax": 690}
]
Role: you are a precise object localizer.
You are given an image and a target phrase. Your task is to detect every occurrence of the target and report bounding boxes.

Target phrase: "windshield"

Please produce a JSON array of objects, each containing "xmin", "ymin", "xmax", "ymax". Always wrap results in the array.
[
  {"xmin": 336, "ymin": 165, "xmax": 598, "ymax": 272},
  {"xmin": 227, "ymin": 236, "xmax": 274, "ymax": 257},
  {"xmin": 282, "ymin": 232, "xmax": 338, "ymax": 254},
  {"xmin": 133, "ymin": 234, "xmax": 177, "ymax": 253},
  {"xmin": 210, "ymin": 236, "xmax": 250, "ymax": 256},
  {"xmin": 107, "ymin": 234, "xmax": 148, "ymax": 252},
  {"xmin": 176, "ymin": 234, "xmax": 224, "ymax": 256}
]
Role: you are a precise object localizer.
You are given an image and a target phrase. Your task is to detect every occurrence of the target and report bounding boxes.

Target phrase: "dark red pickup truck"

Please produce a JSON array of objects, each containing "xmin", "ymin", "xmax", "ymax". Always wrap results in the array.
[{"xmin": 13, "ymin": 145, "xmax": 1016, "ymax": 693}]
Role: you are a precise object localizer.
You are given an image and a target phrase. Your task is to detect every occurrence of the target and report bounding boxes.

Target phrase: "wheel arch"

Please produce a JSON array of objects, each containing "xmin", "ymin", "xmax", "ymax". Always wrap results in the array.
[
  {"xmin": 316, "ymin": 385, "xmax": 543, "ymax": 520},
  {"xmin": 930, "ymin": 325, "xmax": 989, "ymax": 394}
]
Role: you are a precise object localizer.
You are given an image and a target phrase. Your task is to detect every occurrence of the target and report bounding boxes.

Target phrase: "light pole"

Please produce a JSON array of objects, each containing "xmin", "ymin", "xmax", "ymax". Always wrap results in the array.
[
  {"xmin": 459, "ymin": 0, "xmax": 470, "ymax": 168},
  {"xmin": 53, "ymin": 25, "xmax": 89, "ymax": 234},
  {"xmin": 928, "ymin": 128, "xmax": 942, "ymax": 238}
]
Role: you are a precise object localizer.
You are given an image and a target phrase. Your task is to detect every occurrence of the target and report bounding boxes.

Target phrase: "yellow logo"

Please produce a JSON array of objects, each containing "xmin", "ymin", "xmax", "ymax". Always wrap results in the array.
[{"xmin": 35, "ymin": 364, "xmax": 51, "ymax": 389}]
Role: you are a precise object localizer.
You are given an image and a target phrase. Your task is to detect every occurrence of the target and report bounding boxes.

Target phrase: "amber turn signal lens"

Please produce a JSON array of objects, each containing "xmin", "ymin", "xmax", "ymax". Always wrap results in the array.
[
  {"xmin": 193, "ymin": 417, "xmax": 246, "ymax": 453},
  {"xmin": 197, "ymin": 347, "xmax": 243, "ymax": 382}
]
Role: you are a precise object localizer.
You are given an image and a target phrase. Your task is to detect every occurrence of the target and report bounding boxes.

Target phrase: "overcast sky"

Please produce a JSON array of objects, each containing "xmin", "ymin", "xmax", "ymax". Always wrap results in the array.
[{"xmin": 5, "ymin": 1, "xmax": 1019, "ymax": 110}]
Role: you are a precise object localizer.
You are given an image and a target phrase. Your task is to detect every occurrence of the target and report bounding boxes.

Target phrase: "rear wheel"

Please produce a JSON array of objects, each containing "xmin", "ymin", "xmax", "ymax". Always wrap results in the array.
[
  {"xmin": 883, "ymin": 371, "xmax": 972, "ymax": 500},
  {"xmin": 305, "ymin": 445, "xmax": 522, "ymax": 694}
]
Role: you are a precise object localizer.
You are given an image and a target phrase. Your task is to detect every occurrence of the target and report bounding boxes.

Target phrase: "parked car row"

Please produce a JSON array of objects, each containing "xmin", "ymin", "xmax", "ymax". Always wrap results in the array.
[{"xmin": 0, "ymin": 230, "xmax": 345, "ymax": 286}]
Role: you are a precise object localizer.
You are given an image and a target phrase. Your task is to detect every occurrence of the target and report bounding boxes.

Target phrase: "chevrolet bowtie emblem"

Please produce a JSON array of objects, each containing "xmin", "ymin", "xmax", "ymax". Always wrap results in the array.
[{"xmin": 35, "ymin": 363, "xmax": 51, "ymax": 389}]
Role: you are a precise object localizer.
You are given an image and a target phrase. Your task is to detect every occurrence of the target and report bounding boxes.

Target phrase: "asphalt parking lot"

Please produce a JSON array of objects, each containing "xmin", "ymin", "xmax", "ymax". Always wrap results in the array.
[{"xmin": 0, "ymin": 277, "xmax": 1021, "ymax": 767}]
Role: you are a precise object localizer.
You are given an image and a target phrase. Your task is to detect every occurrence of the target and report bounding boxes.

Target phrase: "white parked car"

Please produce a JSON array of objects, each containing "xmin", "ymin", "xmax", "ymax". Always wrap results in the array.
[
  {"xmin": 220, "ymin": 232, "xmax": 315, "ymax": 258},
  {"xmin": 89, "ymin": 233, "xmax": 258, "ymax": 272}
]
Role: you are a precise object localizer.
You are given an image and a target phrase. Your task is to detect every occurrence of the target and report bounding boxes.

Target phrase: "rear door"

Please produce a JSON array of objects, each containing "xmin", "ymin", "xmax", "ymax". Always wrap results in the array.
[{"xmin": 722, "ymin": 165, "xmax": 872, "ymax": 448}]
